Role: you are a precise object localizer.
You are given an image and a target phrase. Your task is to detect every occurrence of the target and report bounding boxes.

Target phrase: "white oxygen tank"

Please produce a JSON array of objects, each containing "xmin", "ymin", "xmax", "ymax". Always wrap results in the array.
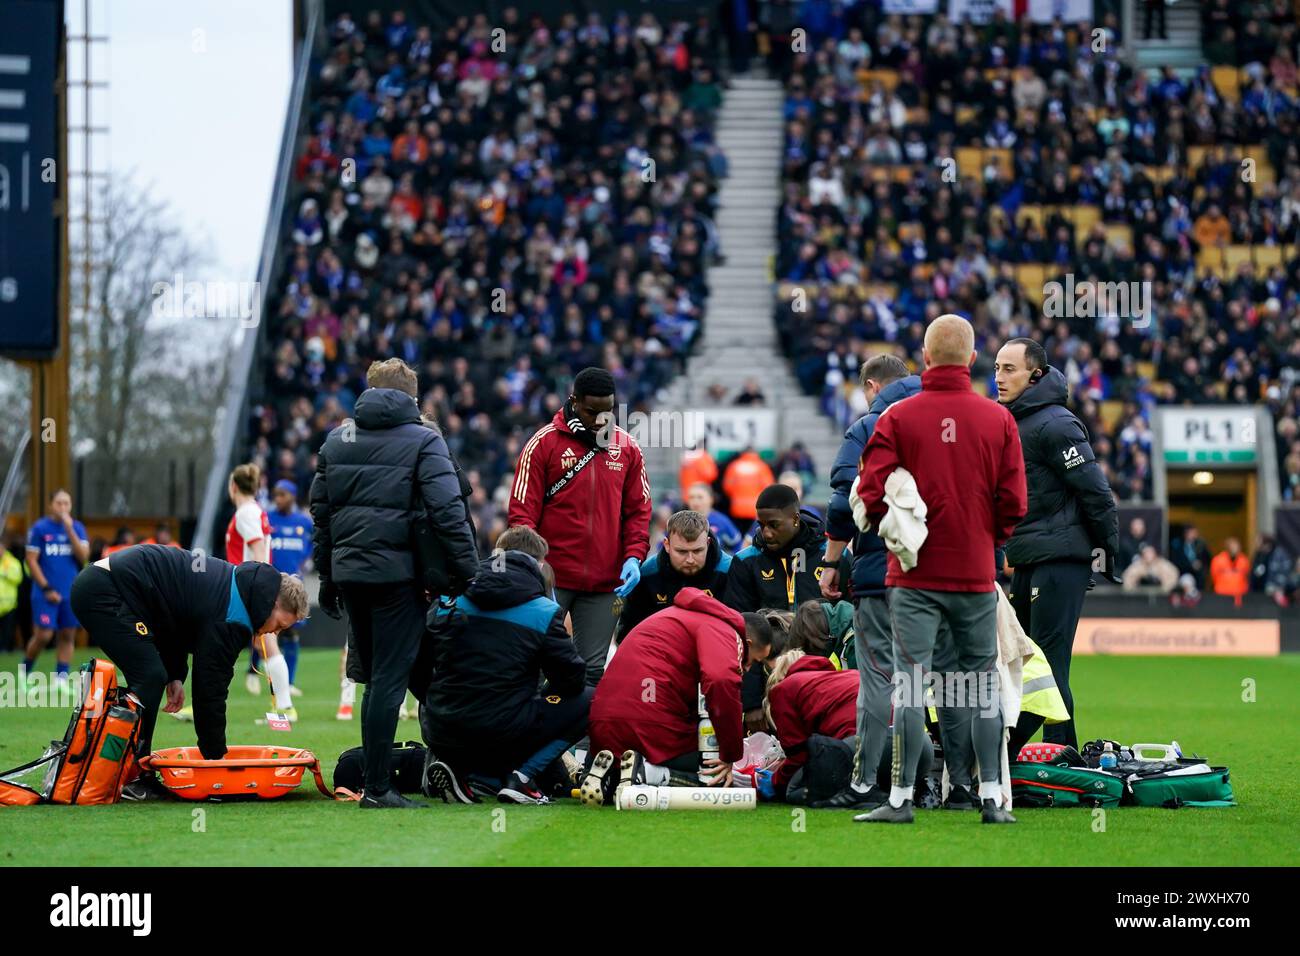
[{"xmin": 616, "ymin": 785, "xmax": 758, "ymax": 811}]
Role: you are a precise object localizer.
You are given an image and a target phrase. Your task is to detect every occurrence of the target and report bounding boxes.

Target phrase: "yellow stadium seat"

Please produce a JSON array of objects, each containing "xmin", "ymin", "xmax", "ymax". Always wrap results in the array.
[
  {"xmin": 898, "ymin": 222, "xmax": 921, "ymax": 244},
  {"xmin": 983, "ymin": 148, "xmax": 1013, "ymax": 178},
  {"xmin": 860, "ymin": 69, "xmax": 899, "ymax": 92},
  {"xmin": 1187, "ymin": 145, "xmax": 1211, "ymax": 169},
  {"xmin": 1099, "ymin": 400, "xmax": 1125, "ymax": 432},
  {"xmin": 1066, "ymin": 205, "xmax": 1101, "ymax": 237},
  {"xmin": 956, "ymin": 147, "xmax": 983, "ymax": 180},
  {"xmin": 1224, "ymin": 244, "xmax": 1254, "ymax": 275},
  {"xmin": 1136, "ymin": 361, "xmax": 1156, "ymax": 380},
  {"xmin": 1015, "ymin": 264, "xmax": 1048, "ymax": 303},
  {"xmin": 972, "ymin": 379, "xmax": 989, "ymax": 397},
  {"xmin": 1211, "ymin": 65, "xmax": 1241, "ymax": 101},
  {"xmin": 1196, "ymin": 246, "xmax": 1227, "ymax": 278},
  {"xmin": 955, "ymin": 105, "xmax": 979, "ymax": 126},
  {"xmin": 1016, "ymin": 204, "xmax": 1045, "ymax": 228},
  {"xmin": 1103, "ymin": 223, "xmax": 1134, "ymax": 251},
  {"xmin": 1254, "ymin": 245, "xmax": 1284, "ymax": 271},
  {"xmin": 905, "ymin": 107, "xmax": 929, "ymax": 125},
  {"xmin": 891, "ymin": 166, "xmax": 914, "ymax": 183}
]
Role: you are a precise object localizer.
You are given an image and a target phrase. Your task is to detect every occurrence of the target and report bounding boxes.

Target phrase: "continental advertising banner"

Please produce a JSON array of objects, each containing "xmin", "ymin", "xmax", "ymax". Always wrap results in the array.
[{"xmin": 1073, "ymin": 618, "xmax": 1280, "ymax": 656}]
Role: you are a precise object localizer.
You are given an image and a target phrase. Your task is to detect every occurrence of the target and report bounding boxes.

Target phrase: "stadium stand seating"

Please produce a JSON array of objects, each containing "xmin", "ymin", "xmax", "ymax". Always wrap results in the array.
[
  {"xmin": 772, "ymin": 3, "xmax": 1300, "ymax": 507},
  {"xmin": 242, "ymin": 8, "xmax": 728, "ymax": 550}
]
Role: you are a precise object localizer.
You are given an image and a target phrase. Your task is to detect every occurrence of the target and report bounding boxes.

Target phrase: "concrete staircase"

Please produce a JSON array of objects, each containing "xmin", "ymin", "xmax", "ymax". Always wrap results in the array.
[
  {"xmin": 1131, "ymin": 0, "xmax": 1204, "ymax": 70},
  {"xmin": 646, "ymin": 74, "xmax": 844, "ymax": 502}
]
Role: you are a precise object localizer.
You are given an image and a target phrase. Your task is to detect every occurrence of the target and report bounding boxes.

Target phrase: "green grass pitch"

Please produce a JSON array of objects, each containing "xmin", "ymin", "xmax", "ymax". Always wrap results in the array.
[{"xmin": 1, "ymin": 648, "xmax": 1297, "ymax": 867}]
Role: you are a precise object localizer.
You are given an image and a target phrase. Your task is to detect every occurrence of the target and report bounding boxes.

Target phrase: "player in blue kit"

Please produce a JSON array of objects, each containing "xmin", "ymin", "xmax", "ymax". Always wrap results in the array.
[
  {"xmin": 267, "ymin": 479, "xmax": 313, "ymax": 696},
  {"xmin": 23, "ymin": 489, "xmax": 89, "ymax": 692}
]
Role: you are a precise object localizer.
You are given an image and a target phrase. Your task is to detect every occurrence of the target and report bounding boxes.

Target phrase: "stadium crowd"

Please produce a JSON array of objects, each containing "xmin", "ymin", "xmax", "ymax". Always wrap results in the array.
[
  {"xmin": 244, "ymin": 7, "xmax": 733, "ymax": 552},
  {"xmin": 769, "ymin": 2, "xmax": 1300, "ymax": 506}
]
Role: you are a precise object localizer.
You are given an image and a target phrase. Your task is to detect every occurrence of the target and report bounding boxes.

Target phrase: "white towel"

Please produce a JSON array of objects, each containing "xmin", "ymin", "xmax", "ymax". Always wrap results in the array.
[{"xmin": 849, "ymin": 467, "xmax": 928, "ymax": 571}]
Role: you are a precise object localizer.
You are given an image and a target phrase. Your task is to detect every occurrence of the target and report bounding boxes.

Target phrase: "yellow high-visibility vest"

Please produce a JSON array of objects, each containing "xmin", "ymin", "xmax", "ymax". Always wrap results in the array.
[{"xmin": 1020, "ymin": 637, "xmax": 1069, "ymax": 724}]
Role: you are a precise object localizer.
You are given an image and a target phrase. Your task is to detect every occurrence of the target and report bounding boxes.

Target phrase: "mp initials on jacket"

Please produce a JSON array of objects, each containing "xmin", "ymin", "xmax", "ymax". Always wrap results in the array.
[{"xmin": 508, "ymin": 408, "xmax": 652, "ymax": 592}]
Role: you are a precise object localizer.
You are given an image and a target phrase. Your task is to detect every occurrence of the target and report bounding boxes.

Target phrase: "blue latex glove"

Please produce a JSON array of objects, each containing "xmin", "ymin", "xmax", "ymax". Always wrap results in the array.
[
  {"xmin": 615, "ymin": 557, "xmax": 641, "ymax": 597},
  {"xmin": 755, "ymin": 768, "xmax": 775, "ymax": 800}
]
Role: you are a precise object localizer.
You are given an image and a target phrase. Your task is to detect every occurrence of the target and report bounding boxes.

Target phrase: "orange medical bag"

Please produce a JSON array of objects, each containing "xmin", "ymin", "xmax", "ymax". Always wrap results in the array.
[{"xmin": 0, "ymin": 658, "xmax": 142, "ymax": 806}]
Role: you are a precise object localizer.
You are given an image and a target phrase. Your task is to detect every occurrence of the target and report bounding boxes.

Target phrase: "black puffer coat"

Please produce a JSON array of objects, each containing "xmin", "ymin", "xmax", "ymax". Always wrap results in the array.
[
  {"xmin": 1003, "ymin": 367, "xmax": 1118, "ymax": 569},
  {"xmin": 310, "ymin": 388, "xmax": 478, "ymax": 587}
]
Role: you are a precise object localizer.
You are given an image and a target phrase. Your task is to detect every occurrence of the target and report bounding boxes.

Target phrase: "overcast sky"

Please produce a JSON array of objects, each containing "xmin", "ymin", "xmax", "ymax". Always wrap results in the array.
[{"xmin": 69, "ymin": 0, "xmax": 292, "ymax": 283}]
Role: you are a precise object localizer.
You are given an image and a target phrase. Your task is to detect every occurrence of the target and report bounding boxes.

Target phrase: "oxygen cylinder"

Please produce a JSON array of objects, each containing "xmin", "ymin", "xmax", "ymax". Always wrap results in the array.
[{"xmin": 616, "ymin": 785, "xmax": 757, "ymax": 811}]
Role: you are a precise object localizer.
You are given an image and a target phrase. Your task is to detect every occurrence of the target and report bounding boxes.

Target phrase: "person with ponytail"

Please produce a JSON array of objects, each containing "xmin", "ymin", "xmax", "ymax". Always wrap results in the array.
[
  {"xmin": 764, "ymin": 649, "xmax": 861, "ymax": 800},
  {"xmin": 225, "ymin": 463, "xmax": 296, "ymax": 721}
]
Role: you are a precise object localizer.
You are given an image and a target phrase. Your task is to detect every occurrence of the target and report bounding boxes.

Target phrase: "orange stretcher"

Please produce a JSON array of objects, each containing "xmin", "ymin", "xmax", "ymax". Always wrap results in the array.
[{"xmin": 140, "ymin": 746, "xmax": 335, "ymax": 801}]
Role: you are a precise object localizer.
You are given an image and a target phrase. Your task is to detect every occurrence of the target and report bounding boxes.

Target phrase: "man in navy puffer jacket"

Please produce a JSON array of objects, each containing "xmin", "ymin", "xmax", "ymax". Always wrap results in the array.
[{"xmin": 816, "ymin": 354, "xmax": 920, "ymax": 811}]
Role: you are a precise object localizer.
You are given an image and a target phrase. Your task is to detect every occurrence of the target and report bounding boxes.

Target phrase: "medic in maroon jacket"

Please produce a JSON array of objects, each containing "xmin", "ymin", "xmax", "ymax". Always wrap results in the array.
[{"xmin": 589, "ymin": 588, "xmax": 772, "ymax": 770}]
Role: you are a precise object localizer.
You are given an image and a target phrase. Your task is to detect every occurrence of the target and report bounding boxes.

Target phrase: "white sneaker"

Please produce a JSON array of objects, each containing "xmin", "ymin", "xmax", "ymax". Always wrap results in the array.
[
  {"xmin": 289, "ymin": 685, "xmax": 303, "ymax": 698},
  {"xmin": 244, "ymin": 673, "xmax": 261, "ymax": 695}
]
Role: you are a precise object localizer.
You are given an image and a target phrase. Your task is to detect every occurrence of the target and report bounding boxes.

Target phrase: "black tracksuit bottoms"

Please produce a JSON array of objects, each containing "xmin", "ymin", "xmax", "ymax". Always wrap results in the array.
[
  {"xmin": 1008, "ymin": 560, "xmax": 1092, "ymax": 750},
  {"xmin": 340, "ymin": 580, "xmax": 429, "ymax": 795},
  {"xmin": 69, "ymin": 566, "xmax": 169, "ymax": 757}
]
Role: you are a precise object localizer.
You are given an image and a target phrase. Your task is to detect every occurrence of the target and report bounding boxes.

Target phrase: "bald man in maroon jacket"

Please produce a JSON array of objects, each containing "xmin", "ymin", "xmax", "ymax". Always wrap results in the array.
[
  {"xmin": 855, "ymin": 315, "xmax": 1027, "ymax": 825},
  {"xmin": 582, "ymin": 588, "xmax": 774, "ymax": 802}
]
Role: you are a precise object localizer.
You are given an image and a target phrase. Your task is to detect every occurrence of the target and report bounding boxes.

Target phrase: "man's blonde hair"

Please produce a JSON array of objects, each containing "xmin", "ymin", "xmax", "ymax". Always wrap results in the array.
[
  {"xmin": 923, "ymin": 314, "xmax": 975, "ymax": 367},
  {"xmin": 367, "ymin": 357, "xmax": 418, "ymax": 397},
  {"xmin": 277, "ymin": 573, "xmax": 309, "ymax": 619}
]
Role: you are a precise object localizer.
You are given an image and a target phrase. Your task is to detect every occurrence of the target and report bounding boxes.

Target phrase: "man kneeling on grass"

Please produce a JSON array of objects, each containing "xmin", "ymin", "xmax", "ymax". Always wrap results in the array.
[
  {"xmin": 579, "ymin": 588, "xmax": 774, "ymax": 805},
  {"xmin": 69, "ymin": 543, "xmax": 306, "ymax": 800},
  {"xmin": 420, "ymin": 526, "xmax": 589, "ymax": 806}
]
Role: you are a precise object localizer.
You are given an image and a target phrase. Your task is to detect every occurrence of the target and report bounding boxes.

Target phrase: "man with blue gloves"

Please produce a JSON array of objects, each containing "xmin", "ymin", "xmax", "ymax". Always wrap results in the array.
[{"xmin": 509, "ymin": 367, "xmax": 653, "ymax": 685}]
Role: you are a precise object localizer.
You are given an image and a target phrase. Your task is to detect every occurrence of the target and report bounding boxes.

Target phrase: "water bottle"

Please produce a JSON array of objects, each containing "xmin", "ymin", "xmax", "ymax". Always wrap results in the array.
[{"xmin": 1099, "ymin": 742, "xmax": 1118, "ymax": 771}]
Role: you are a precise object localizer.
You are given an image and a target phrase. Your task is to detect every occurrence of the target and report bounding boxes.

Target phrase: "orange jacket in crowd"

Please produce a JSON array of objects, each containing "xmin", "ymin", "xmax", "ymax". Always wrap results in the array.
[
  {"xmin": 1209, "ymin": 550, "xmax": 1250, "ymax": 600},
  {"xmin": 721, "ymin": 450, "xmax": 775, "ymax": 521},
  {"xmin": 678, "ymin": 447, "xmax": 718, "ymax": 501}
]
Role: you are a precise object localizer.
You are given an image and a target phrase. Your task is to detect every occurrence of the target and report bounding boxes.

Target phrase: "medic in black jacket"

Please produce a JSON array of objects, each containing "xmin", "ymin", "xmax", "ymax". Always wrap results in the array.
[
  {"xmin": 615, "ymin": 510, "xmax": 734, "ymax": 643},
  {"xmin": 724, "ymin": 485, "xmax": 851, "ymax": 724},
  {"xmin": 995, "ymin": 339, "xmax": 1119, "ymax": 750},
  {"xmin": 69, "ymin": 544, "xmax": 304, "ymax": 770},
  {"xmin": 725, "ymin": 486, "xmax": 850, "ymax": 616}
]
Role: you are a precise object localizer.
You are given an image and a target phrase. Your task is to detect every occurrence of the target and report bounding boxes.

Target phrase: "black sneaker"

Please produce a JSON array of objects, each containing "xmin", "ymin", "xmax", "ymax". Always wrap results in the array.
[
  {"xmin": 810, "ymin": 784, "xmax": 888, "ymax": 811},
  {"xmin": 579, "ymin": 750, "xmax": 616, "ymax": 807},
  {"xmin": 120, "ymin": 773, "xmax": 170, "ymax": 802},
  {"xmin": 943, "ymin": 785, "xmax": 978, "ymax": 810},
  {"xmin": 425, "ymin": 759, "xmax": 477, "ymax": 804},
  {"xmin": 981, "ymin": 798, "xmax": 1017, "ymax": 824},
  {"xmin": 359, "ymin": 789, "xmax": 426, "ymax": 809},
  {"xmin": 617, "ymin": 749, "xmax": 647, "ymax": 798},
  {"xmin": 498, "ymin": 770, "xmax": 550, "ymax": 805},
  {"xmin": 855, "ymin": 799, "xmax": 914, "ymax": 823}
]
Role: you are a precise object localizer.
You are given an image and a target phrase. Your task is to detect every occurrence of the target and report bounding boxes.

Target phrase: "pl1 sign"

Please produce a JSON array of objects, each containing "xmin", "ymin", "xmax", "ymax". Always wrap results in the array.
[{"xmin": 1159, "ymin": 407, "xmax": 1258, "ymax": 466}]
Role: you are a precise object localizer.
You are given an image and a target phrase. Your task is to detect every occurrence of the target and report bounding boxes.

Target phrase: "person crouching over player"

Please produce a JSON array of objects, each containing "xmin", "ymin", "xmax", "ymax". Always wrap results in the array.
[
  {"xmin": 420, "ymin": 526, "xmax": 589, "ymax": 806},
  {"xmin": 763, "ymin": 649, "xmax": 932, "ymax": 805},
  {"xmin": 580, "ymin": 588, "xmax": 774, "ymax": 805},
  {"xmin": 69, "ymin": 543, "xmax": 306, "ymax": 800}
]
